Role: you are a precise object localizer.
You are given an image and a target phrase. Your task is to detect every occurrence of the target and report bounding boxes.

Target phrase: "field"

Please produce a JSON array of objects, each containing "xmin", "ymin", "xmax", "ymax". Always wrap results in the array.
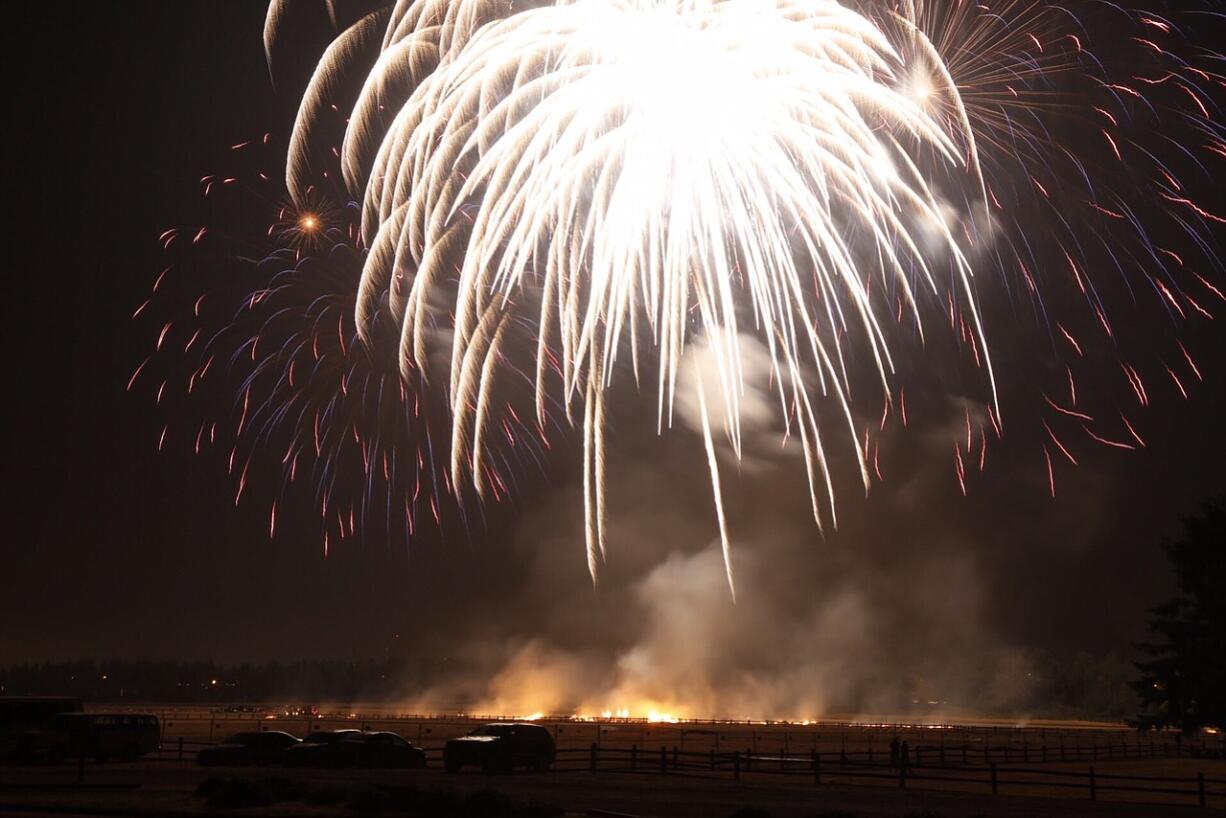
[{"xmin": 1, "ymin": 704, "xmax": 1221, "ymax": 817}]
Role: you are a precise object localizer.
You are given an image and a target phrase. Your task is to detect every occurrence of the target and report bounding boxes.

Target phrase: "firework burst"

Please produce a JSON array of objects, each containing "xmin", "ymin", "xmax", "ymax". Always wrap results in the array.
[{"xmin": 138, "ymin": 0, "xmax": 1224, "ymax": 591}]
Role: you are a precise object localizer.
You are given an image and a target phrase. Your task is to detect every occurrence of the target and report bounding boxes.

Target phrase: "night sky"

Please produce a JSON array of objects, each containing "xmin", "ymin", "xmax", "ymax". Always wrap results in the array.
[{"xmin": 5, "ymin": 0, "xmax": 1224, "ymax": 704}]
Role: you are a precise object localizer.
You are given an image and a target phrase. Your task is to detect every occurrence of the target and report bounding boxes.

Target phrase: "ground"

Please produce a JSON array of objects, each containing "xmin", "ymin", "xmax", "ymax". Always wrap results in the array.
[
  {"xmin": 1, "ymin": 708, "xmax": 1221, "ymax": 816},
  {"xmin": 0, "ymin": 759, "xmax": 1219, "ymax": 817}
]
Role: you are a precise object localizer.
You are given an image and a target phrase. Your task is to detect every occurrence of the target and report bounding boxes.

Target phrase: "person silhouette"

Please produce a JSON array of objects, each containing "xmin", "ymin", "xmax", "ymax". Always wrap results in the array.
[
  {"xmin": 900, "ymin": 740, "xmax": 911, "ymax": 770},
  {"xmin": 889, "ymin": 736, "xmax": 900, "ymax": 769}
]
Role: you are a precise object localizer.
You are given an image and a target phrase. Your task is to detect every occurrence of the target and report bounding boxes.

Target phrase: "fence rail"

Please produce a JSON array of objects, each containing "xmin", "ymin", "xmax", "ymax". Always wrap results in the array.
[
  {"xmin": 141, "ymin": 736, "xmax": 1223, "ymax": 810},
  {"xmin": 558, "ymin": 745, "xmax": 1223, "ymax": 809}
]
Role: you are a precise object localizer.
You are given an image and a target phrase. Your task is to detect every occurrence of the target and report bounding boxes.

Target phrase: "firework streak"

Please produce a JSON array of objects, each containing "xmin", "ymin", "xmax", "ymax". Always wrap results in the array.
[{"xmin": 139, "ymin": 0, "xmax": 1224, "ymax": 591}]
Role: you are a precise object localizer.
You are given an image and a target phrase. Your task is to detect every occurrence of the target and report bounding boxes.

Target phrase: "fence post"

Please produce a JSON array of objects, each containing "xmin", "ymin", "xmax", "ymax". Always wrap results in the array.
[
  {"xmin": 1089, "ymin": 766, "xmax": 1097, "ymax": 801},
  {"xmin": 745, "ymin": 747, "xmax": 752, "ymax": 772},
  {"xmin": 990, "ymin": 763, "xmax": 998, "ymax": 796},
  {"xmin": 672, "ymin": 745, "xmax": 679, "ymax": 770},
  {"xmin": 659, "ymin": 746, "xmax": 667, "ymax": 776},
  {"xmin": 709, "ymin": 748, "xmax": 716, "ymax": 771},
  {"xmin": 812, "ymin": 750, "xmax": 821, "ymax": 785},
  {"xmin": 779, "ymin": 748, "xmax": 786, "ymax": 771},
  {"xmin": 733, "ymin": 751, "xmax": 741, "ymax": 781},
  {"xmin": 177, "ymin": 736, "xmax": 183, "ymax": 761},
  {"xmin": 899, "ymin": 763, "xmax": 907, "ymax": 789},
  {"xmin": 1198, "ymin": 772, "xmax": 1206, "ymax": 809},
  {"xmin": 590, "ymin": 742, "xmax": 598, "ymax": 773},
  {"xmin": 631, "ymin": 744, "xmax": 638, "ymax": 771}
]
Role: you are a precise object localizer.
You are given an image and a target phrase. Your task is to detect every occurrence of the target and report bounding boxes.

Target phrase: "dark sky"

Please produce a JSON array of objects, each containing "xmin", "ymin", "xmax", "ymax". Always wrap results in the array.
[{"xmin": 4, "ymin": 0, "xmax": 1224, "ymax": 697}]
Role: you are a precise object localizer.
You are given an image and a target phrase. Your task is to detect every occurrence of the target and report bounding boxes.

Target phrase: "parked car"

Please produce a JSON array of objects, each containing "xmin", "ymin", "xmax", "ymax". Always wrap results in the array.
[
  {"xmin": 444, "ymin": 722, "xmax": 554, "ymax": 773},
  {"xmin": 46, "ymin": 713, "xmax": 160, "ymax": 762},
  {"xmin": 0, "ymin": 697, "xmax": 83, "ymax": 763},
  {"xmin": 283, "ymin": 729, "xmax": 362, "ymax": 766},
  {"xmin": 339, "ymin": 732, "xmax": 428, "ymax": 769},
  {"xmin": 197, "ymin": 730, "xmax": 300, "ymax": 766}
]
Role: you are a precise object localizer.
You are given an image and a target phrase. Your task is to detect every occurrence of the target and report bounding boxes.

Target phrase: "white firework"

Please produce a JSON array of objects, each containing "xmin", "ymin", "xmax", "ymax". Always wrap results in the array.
[{"xmin": 279, "ymin": 0, "xmax": 995, "ymax": 595}]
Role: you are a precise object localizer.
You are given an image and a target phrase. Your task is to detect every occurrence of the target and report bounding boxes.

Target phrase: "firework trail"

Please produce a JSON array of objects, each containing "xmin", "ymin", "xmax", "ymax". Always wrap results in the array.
[
  {"xmin": 278, "ymin": 0, "xmax": 1019, "ymax": 593},
  {"xmin": 135, "ymin": 0, "xmax": 1223, "ymax": 589},
  {"xmin": 135, "ymin": 158, "xmax": 558, "ymax": 558},
  {"xmin": 253, "ymin": 0, "xmax": 1221, "ymax": 591}
]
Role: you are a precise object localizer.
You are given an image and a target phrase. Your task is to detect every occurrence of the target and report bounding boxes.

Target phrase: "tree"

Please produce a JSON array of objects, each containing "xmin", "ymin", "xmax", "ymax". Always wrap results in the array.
[{"xmin": 1131, "ymin": 498, "xmax": 1226, "ymax": 732}]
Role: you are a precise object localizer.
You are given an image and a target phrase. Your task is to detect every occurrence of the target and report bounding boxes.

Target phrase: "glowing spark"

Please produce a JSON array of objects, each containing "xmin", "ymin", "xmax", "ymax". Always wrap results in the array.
[{"xmin": 304, "ymin": 0, "xmax": 997, "ymax": 588}]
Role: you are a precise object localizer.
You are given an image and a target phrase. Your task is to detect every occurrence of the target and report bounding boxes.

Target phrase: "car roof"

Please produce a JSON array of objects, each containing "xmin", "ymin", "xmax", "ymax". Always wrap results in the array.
[
  {"xmin": 302, "ymin": 729, "xmax": 360, "ymax": 739},
  {"xmin": 245, "ymin": 730, "xmax": 298, "ymax": 739}
]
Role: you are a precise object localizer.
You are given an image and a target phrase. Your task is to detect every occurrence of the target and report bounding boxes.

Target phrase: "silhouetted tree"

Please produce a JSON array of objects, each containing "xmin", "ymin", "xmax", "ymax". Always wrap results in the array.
[{"xmin": 1131, "ymin": 498, "xmax": 1225, "ymax": 732}]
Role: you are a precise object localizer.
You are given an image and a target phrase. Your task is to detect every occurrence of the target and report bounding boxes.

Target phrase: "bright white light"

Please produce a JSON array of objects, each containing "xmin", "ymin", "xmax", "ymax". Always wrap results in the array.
[{"xmin": 284, "ymin": 0, "xmax": 995, "ymax": 593}]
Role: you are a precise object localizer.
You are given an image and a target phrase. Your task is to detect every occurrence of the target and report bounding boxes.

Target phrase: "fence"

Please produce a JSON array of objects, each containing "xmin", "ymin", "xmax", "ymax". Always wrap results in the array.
[
  {"xmin": 143, "ymin": 735, "xmax": 1223, "ymax": 810},
  {"xmin": 560, "ymin": 744, "xmax": 1222, "ymax": 809},
  {"xmin": 146, "ymin": 708, "xmax": 1219, "ymax": 759}
]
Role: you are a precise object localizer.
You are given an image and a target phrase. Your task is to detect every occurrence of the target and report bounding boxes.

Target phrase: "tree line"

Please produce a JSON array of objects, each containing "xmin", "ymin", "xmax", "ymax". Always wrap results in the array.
[{"xmin": 3, "ymin": 499, "xmax": 1219, "ymax": 731}]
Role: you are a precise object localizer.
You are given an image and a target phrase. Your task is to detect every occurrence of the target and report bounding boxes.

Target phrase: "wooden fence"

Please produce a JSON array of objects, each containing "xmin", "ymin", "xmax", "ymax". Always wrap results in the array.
[{"xmin": 147, "ymin": 736, "xmax": 1224, "ymax": 810}]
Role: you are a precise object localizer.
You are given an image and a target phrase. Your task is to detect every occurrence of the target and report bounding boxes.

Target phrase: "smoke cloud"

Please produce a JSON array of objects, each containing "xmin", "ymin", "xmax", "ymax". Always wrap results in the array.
[{"xmin": 391, "ymin": 334, "xmax": 1054, "ymax": 721}]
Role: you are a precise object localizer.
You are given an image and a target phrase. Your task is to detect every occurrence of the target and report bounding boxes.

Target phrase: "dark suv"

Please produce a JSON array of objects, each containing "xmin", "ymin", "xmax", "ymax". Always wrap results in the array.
[
  {"xmin": 197, "ymin": 731, "xmax": 300, "ymax": 766},
  {"xmin": 283, "ymin": 729, "xmax": 362, "ymax": 766},
  {"xmin": 443, "ymin": 722, "xmax": 555, "ymax": 773}
]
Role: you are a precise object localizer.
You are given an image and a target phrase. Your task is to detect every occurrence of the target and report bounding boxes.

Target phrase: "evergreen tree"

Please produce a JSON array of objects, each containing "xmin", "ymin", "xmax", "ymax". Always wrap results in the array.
[{"xmin": 1131, "ymin": 498, "xmax": 1226, "ymax": 732}]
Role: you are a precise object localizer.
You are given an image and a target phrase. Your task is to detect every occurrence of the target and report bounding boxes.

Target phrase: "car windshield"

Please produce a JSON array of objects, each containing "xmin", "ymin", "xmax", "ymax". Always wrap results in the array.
[
  {"xmin": 470, "ymin": 724, "xmax": 514, "ymax": 737},
  {"xmin": 370, "ymin": 733, "xmax": 406, "ymax": 746}
]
